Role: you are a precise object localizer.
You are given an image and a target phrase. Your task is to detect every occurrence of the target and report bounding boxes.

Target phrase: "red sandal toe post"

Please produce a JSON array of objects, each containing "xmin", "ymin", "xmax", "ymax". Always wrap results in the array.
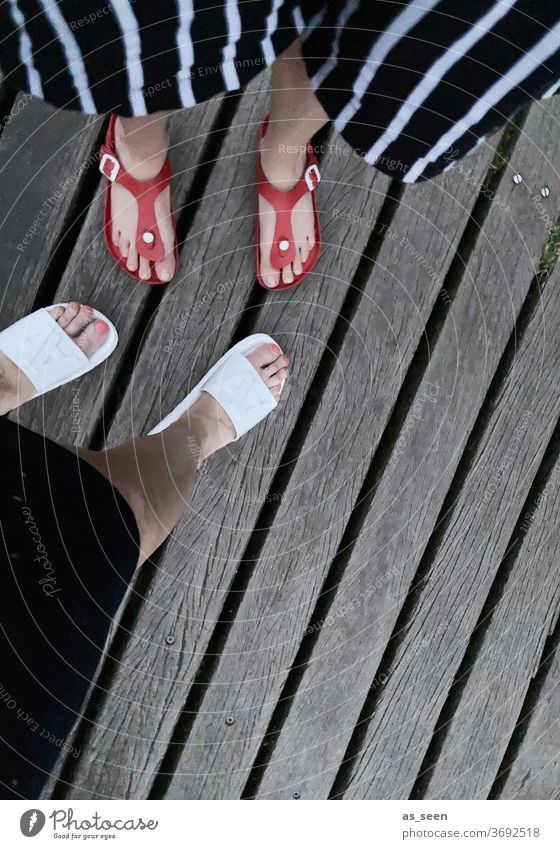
[
  {"xmin": 255, "ymin": 115, "xmax": 321, "ymax": 291},
  {"xmin": 99, "ymin": 115, "xmax": 178, "ymax": 285}
]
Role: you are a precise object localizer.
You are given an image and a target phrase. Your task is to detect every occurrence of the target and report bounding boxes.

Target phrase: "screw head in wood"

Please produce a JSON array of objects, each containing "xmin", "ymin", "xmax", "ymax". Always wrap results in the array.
[
  {"xmin": 225, "ymin": 715, "xmax": 234, "ymax": 726},
  {"xmin": 512, "ymin": 174, "xmax": 523, "ymax": 185},
  {"xmin": 541, "ymin": 186, "xmax": 550, "ymax": 198},
  {"xmin": 292, "ymin": 791, "xmax": 301, "ymax": 799},
  {"xmin": 165, "ymin": 635, "xmax": 175, "ymax": 645}
]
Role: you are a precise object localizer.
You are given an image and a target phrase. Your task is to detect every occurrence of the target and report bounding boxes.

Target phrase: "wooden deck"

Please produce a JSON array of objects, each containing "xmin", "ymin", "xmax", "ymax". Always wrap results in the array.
[{"xmin": 2, "ymin": 74, "xmax": 560, "ymax": 800}]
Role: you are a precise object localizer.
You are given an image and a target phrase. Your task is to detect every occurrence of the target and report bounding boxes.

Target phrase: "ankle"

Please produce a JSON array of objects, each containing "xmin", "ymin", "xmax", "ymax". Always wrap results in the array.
[
  {"xmin": 174, "ymin": 393, "xmax": 236, "ymax": 463},
  {"xmin": 114, "ymin": 117, "xmax": 168, "ymax": 179},
  {"xmin": 0, "ymin": 358, "xmax": 34, "ymax": 414},
  {"xmin": 260, "ymin": 133, "xmax": 307, "ymax": 190}
]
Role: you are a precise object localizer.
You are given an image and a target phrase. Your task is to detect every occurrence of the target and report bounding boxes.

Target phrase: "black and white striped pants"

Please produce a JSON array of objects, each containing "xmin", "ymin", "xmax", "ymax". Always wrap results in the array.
[{"xmin": 1, "ymin": 1, "xmax": 559, "ymax": 182}]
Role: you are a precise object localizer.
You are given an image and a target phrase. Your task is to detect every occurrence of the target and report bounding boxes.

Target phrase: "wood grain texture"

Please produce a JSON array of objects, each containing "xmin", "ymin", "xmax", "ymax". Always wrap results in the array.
[
  {"xmin": 164, "ymin": 139, "xmax": 496, "ymax": 799},
  {"xmin": 418, "ymin": 265, "xmax": 560, "ymax": 798},
  {"xmin": 499, "ymin": 643, "xmax": 560, "ymax": 799},
  {"xmin": 15, "ymin": 94, "xmax": 224, "ymax": 798},
  {"xmin": 4, "ymin": 78, "xmax": 559, "ymax": 805},
  {"xmin": 336, "ymin": 98, "xmax": 560, "ymax": 800},
  {"xmin": 0, "ymin": 95, "xmax": 101, "ymax": 801},
  {"xmin": 65, "ymin": 114, "xmax": 391, "ymax": 798},
  {"xmin": 12, "ymin": 96, "xmax": 224, "ymax": 443},
  {"xmin": 0, "ymin": 95, "xmax": 101, "ymax": 326}
]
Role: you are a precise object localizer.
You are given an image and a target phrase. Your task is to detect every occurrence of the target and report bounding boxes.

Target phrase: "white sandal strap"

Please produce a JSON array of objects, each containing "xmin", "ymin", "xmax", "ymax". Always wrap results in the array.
[
  {"xmin": 0, "ymin": 308, "xmax": 89, "ymax": 394},
  {"xmin": 202, "ymin": 350, "xmax": 277, "ymax": 439}
]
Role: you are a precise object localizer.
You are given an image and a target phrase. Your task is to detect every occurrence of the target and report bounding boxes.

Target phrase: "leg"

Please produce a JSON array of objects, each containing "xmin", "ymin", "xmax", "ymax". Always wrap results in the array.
[
  {"xmin": 267, "ymin": 38, "xmax": 329, "ymax": 154},
  {"xmin": 0, "ymin": 307, "xmax": 289, "ymax": 564},
  {"xmin": 259, "ymin": 38, "xmax": 329, "ymax": 288},
  {"xmin": 76, "ymin": 422, "xmax": 199, "ymax": 563},
  {"xmin": 110, "ymin": 112, "xmax": 176, "ymax": 282},
  {"xmin": 76, "ymin": 344, "xmax": 290, "ymax": 562}
]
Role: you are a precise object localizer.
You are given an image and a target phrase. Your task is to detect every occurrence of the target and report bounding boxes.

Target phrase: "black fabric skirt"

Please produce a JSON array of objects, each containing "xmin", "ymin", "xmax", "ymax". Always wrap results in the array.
[
  {"xmin": 0, "ymin": 417, "xmax": 140, "ymax": 799},
  {"xmin": 1, "ymin": 1, "xmax": 560, "ymax": 182}
]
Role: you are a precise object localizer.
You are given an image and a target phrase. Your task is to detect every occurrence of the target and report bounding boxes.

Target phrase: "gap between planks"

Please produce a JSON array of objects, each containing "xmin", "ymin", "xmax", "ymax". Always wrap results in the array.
[
  {"xmin": 160, "ymin": 126, "xmax": 507, "ymax": 800},
  {"xmin": 411, "ymin": 219, "xmax": 560, "ymax": 800}
]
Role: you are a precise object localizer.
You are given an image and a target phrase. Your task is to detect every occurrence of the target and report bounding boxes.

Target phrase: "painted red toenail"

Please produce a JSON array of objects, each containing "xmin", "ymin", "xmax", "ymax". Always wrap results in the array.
[
  {"xmin": 272, "ymin": 344, "xmax": 281, "ymax": 355},
  {"xmin": 95, "ymin": 320, "xmax": 109, "ymax": 334}
]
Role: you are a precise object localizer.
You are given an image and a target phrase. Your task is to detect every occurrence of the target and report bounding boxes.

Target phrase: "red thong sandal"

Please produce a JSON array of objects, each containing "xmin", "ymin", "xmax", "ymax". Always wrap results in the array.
[
  {"xmin": 255, "ymin": 115, "xmax": 321, "ymax": 291},
  {"xmin": 99, "ymin": 114, "xmax": 178, "ymax": 285}
]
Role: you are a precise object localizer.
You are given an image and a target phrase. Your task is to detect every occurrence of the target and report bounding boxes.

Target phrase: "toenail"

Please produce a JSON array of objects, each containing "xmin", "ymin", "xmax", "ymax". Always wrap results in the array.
[
  {"xmin": 95, "ymin": 320, "xmax": 108, "ymax": 334},
  {"xmin": 84, "ymin": 305, "xmax": 94, "ymax": 314},
  {"xmin": 272, "ymin": 344, "xmax": 281, "ymax": 355},
  {"xmin": 159, "ymin": 268, "xmax": 171, "ymax": 281}
]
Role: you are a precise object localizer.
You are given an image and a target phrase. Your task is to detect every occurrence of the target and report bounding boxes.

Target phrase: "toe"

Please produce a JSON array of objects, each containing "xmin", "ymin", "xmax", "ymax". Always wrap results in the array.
[
  {"xmin": 292, "ymin": 249, "xmax": 303, "ymax": 277},
  {"xmin": 75, "ymin": 319, "xmax": 109, "ymax": 357},
  {"xmin": 126, "ymin": 245, "xmax": 139, "ymax": 273},
  {"xmin": 154, "ymin": 254, "xmax": 175, "ymax": 283},
  {"xmin": 139, "ymin": 256, "xmax": 152, "ymax": 281},
  {"xmin": 119, "ymin": 233, "xmax": 129, "ymax": 259},
  {"xmin": 262, "ymin": 269, "xmax": 280, "ymax": 288},
  {"xmin": 154, "ymin": 186, "xmax": 176, "ymax": 282},
  {"xmin": 262, "ymin": 354, "xmax": 289, "ymax": 379},
  {"xmin": 281, "ymin": 264, "xmax": 294, "ymax": 286},
  {"xmin": 246, "ymin": 346, "xmax": 289, "ymax": 400},
  {"xmin": 48, "ymin": 306, "xmax": 65, "ymax": 322},
  {"xmin": 269, "ymin": 366, "xmax": 289, "ymax": 389},
  {"xmin": 248, "ymin": 343, "xmax": 283, "ymax": 369},
  {"xmin": 111, "ymin": 224, "xmax": 120, "ymax": 248},
  {"xmin": 300, "ymin": 240, "xmax": 310, "ymax": 265},
  {"xmin": 57, "ymin": 302, "xmax": 81, "ymax": 328},
  {"xmin": 65, "ymin": 304, "xmax": 94, "ymax": 337}
]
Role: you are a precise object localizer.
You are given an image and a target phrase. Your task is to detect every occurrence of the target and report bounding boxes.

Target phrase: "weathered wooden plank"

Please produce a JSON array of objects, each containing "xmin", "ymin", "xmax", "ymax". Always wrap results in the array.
[
  {"xmin": 0, "ymin": 96, "xmax": 101, "ymax": 326},
  {"xmin": 52, "ymin": 77, "xmax": 276, "ymax": 795},
  {"xmin": 0, "ymin": 97, "xmax": 99, "ymax": 801},
  {"xmin": 330, "ymin": 99, "xmax": 560, "ymax": 800},
  {"xmin": 163, "ymin": 139, "xmax": 497, "ymax": 798},
  {"xmin": 499, "ymin": 643, "xmax": 560, "ymax": 799},
  {"xmin": 25, "ymin": 97, "xmax": 227, "ymax": 797},
  {"xmin": 250, "ymin": 102, "xmax": 560, "ymax": 798},
  {"xmin": 12, "ymin": 96, "xmax": 224, "ymax": 443},
  {"xmin": 66, "ymin": 123, "xmax": 392, "ymax": 797},
  {"xmin": 418, "ymin": 260, "xmax": 560, "ymax": 796}
]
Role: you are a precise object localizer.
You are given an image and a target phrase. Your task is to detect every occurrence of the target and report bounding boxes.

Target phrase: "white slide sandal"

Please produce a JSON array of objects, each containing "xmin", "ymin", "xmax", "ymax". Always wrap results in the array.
[
  {"xmin": 0, "ymin": 303, "xmax": 118, "ymax": 397},
  {"xmin": 149, "ymin": 333, "xmax": 283, "ymax": 438}
]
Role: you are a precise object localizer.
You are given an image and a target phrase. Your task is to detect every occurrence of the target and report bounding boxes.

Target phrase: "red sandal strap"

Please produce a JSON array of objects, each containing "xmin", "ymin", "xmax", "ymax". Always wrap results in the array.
[
  {"xmin": 99, "ymin": 116, "xmax": 171, "ymax": 265},
  {"xmin": 256, "ymin": 116, "xmax": 321, "ymax": 271}
]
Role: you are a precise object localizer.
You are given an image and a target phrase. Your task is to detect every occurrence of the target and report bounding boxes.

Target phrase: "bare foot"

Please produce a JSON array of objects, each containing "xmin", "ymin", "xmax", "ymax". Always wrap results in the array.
[
  {"xmin": 0, "ymin": 303, "xmax": 109, "ymax": 415},
  {"xmin": 180, "ymin": 343, "xmax": 289, "ymax": 462},
  {"xmin": 109, "ymin": 117, "xmax": 176, "ymax": 283},
  {"xmin": 258, "ymin": 135, "xmax": 316, "ymax": 288}
]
